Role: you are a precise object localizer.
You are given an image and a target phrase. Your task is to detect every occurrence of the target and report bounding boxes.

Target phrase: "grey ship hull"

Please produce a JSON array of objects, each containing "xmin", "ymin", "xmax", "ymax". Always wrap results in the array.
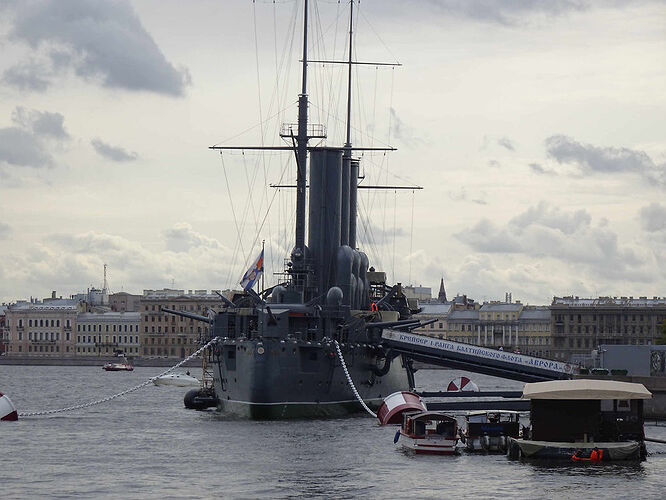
[{"xmin": 211, "ymin": 338, "xmax": 414, "ymax": 419}]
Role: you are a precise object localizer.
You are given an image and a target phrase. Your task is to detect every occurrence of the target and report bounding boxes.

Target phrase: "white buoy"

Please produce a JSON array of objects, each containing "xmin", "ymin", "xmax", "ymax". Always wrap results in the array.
[{"xmin": 0, "ymin": 392, "xmax": 19, "ymax": 421}]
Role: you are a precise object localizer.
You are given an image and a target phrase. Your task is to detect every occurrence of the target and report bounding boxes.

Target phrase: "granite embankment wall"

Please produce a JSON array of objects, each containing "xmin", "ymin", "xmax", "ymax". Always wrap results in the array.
[{"xmin": 0, "ymin": 356, "xmax": 200, "ymax": 368}]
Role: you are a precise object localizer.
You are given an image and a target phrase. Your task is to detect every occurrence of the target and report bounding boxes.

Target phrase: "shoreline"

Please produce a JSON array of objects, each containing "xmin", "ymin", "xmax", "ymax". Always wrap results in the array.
[{"xmin": 0, "ymin": 355, "xmax": 200, "ymax": 368}]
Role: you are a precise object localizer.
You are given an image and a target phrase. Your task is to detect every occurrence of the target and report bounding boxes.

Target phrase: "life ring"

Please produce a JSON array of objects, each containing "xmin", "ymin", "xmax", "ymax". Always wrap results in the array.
[
  {"xmin": 371, "ymin": 302, "xmax": 378, "ymax": 312},
  {"xmin": 446, "ymin": 376, "xmax": 479, "ymax": 392}
]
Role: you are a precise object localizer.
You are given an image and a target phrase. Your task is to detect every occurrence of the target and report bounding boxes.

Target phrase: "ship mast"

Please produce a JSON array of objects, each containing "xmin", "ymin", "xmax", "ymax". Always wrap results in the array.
[{"xmin": 293, "ymin": 0, "xmax": 309, "ymax": 266}]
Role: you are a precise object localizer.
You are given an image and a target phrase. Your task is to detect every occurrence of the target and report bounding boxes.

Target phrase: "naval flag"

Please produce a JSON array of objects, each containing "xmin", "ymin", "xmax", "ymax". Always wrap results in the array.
[{"xmin": 240, "ymin": 249, "xmax": 264, "ymax": 291}]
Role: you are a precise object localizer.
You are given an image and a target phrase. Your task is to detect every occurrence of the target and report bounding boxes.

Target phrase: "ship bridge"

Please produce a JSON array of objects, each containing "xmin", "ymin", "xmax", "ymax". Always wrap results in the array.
[{"xmin": 381, "ymin": 330, "xmax": 577, "ymax": 383}]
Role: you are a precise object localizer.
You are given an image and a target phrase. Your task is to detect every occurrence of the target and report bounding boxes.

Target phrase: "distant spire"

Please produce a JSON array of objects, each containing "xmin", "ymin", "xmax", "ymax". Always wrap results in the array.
[{"xmin": 438, "ymin": 277, "xmax": 447, "ymax": 303}]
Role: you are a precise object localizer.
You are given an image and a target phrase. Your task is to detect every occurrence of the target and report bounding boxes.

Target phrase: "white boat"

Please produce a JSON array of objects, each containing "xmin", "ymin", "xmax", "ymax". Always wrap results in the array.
[
  {"xmin": 153, "ymin": 373, "xmax": 200, "ymax": 387},
  {"xmin": 396, "ymin": 411, "xmax": 459, "ymax": 455}
]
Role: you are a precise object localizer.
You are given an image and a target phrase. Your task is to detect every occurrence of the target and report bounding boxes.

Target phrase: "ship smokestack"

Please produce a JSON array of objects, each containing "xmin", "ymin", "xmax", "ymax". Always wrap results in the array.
[{"xmin": 308, "ymin": 148, "xmax": 343, "ymax": 294}]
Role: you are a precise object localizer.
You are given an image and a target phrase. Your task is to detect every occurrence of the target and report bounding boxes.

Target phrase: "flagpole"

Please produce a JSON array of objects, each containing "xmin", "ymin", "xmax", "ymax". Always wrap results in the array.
[{"xmin": 261, "ymin": 239, "xmax": 265, "ymax": 294}]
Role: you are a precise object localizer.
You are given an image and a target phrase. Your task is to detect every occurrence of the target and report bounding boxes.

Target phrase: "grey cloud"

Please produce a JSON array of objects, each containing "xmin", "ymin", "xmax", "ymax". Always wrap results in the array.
[
  {"xmin": 0, "ymin": 126, "xmax": 53, "ymax": 167},
  {"xmin": 12, "ymin": 106, "xmax": 69, "ymax": 139},
  {"xmin": 510, "ymin": 201, "xmax": 591, "ymax": 235},
  {"xmin": 545, "ymin": 135, "xmax": 665, "ymax": 187},
  {"xmin": 2, "ymin": 59, "xmax": 51, "ymax": 91},
  {"xmin": 455, "ymin": 202, "xmax": 648, "ymax": 281},
  {"xmin": 91, "ymin": 138, "xmax": 137, "ymax": 162},
  {"xmin": 640, "ymin": 203, "xmax": 666, "ymax": 233},
  {"xmin": 5, "ymin": 0, "xmax": 189, "ymax": 96},
  {"xmin": 417, "ymin": 1, "xmax": 658, "ymax": 25},
  {"xmin": 0, "ymin": 223, "xmax": 11, "ymax": 239},
  {"xmin": 0, "ymin": 106, "xmax": 68, "ymax": 169},
  {"xmin": 488, "ymin": 159, "xmax": 501, "ymax": 168},
  {"xmin": 529, "ymin": 162, "xmax": 557, "ymax": 175},
  {"xmin": 497, "ymin": 137, "xmax": 515, "ymax": 151},
  {"xmin": 163, "ymin": 223, "xmax": 224, "ymax": 253},
  {"xmin": 421, "ymin": 0, "xmax": 588, "ymax": 25},
  {"xmin": 390, "ymin": 108, "xmax": 422, "ymax": 148},
  {"xmin": 359, "ymin": 220, "xmax": 407, "ymax": 246}
]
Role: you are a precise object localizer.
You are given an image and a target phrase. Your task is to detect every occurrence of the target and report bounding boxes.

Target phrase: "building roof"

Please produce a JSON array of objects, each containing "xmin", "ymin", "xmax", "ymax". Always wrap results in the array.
[
  {"xmin": 480, "ymin": 303, "xmax": 522, "ymax": 312},
  {"xmin": 522, "ymin": 379, "xmax": 652, "ymax": 400},
  {"xmin": 448, "ymin": 310, "xmax": 479, "ymax": 320},
  {"xmin": 552, "ymin": 296, "xmax": 666, "ymax": 307},
  {"xmin": 417, "ymin": 303, "xmax": 453, "ymax": 315},
  {"xmin": 519, "ymin": 308, "xmax": 551, "ymax": 320},
  {"xmin": 9, "ymin": 299, "xmax": 79, "ymax": 311}
]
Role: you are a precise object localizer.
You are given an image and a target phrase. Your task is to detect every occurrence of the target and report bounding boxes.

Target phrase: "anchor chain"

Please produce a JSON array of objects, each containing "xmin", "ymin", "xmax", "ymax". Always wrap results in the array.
[
  {"xmin": 19, "ymin": 337, "xmax": 221, "ymax": 417},
  {"xmin": 334, "ymin": 340, "xmax": 377, "ymax": 418}
]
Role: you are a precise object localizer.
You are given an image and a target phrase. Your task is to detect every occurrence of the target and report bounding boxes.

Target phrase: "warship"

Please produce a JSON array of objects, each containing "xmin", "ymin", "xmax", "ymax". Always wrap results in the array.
[{"xmin": 166, "ymin": 0, "xmax": 430, "ymax": 418}]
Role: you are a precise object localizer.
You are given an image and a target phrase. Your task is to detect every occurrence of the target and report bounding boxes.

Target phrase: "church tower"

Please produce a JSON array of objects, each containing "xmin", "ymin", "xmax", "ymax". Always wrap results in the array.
[{"xmin": 438, "ymin": 277, "xmax": 447, "ymax": 303}]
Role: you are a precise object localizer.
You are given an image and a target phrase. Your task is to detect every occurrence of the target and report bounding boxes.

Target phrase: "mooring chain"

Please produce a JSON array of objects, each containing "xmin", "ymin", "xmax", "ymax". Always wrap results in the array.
[
  {"xmin": 334, "ymin": 340, "xmax": 377, "ymax": 418},
  {"xmin": 18, "ymin": 337, "xmax": 221, "ymax": 417}
]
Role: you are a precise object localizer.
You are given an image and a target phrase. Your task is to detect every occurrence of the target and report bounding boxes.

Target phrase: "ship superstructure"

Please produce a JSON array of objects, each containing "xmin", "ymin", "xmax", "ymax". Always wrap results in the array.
[{"xmin": 165, "ymin": 0, "xmax": 426, "ymax": 418}]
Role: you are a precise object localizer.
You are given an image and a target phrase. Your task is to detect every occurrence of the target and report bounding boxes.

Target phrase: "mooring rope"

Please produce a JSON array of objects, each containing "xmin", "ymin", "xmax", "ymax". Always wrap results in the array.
[
  {"xmin": 333, "ymin": 340, "xmax": 377, "ymax": 418},
  {"xmin": 18, "ymin": 337, "xmax": 221, "ymax": 417}
]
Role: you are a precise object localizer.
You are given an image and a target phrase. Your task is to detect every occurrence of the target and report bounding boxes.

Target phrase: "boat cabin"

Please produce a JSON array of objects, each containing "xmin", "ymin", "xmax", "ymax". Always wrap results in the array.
[
  {"xmin": 402, "ymin": 411, "xmax": 458, "ymax": 439},
  {"xmin": 523, "ymin": 379, "xmax": 651, "ymax": 443},
  {"xmin": 465, "ymin": 410, "xmax": 520, "ymax": 439}
]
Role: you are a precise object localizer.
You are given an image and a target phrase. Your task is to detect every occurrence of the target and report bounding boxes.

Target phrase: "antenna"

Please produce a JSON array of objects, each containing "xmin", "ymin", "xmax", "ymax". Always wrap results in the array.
[{"xmin": 103, "ymin": 263, "xmax": 108, "ymax": 291}]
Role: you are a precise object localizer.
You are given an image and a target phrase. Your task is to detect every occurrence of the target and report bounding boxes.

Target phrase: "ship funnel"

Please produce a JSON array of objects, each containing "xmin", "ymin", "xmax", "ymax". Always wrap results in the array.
[{"xmin": 308, "ymin": 148, "xmax": 343, "ymax": 295}]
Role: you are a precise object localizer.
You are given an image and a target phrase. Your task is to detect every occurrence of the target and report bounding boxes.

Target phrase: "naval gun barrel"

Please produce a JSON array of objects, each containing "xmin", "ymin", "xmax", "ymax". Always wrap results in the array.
[{"xmin": 161, "ymin": 307, "xmax": 213, "ymax": 324}]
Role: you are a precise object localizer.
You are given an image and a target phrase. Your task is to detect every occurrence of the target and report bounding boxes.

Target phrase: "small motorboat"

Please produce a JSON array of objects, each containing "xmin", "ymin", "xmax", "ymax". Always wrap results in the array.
[
  {"xmin": 460, "ymin": 410, "xmax": 520, "ymax": 452},
  {"xmin": 396, "ymin": 411, "xmax": 459, "ymax": 455},
  {"xmin": 103, "ymin": 358, "xmax": 133, "ymax": 371},
  {"xmin": 153, "ymin": 373, "xmax": 200, "ymax": 387}
]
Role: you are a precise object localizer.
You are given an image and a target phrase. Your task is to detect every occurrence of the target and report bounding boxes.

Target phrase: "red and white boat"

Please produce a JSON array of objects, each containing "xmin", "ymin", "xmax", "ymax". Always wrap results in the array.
[
  {"xmin": 396, "ymin": 411, "xmax": 459, "ymax": 455},
  {"xmin": 103, "ymin": 359, "xmax": 134, "ymax": 371}
]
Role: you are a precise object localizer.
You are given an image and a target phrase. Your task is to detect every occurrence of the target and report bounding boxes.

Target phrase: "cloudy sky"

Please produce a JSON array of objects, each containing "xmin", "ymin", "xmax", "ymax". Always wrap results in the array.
[{"xmin": 0, "ymin": 0, "xmax": 664, "ymax": 305}]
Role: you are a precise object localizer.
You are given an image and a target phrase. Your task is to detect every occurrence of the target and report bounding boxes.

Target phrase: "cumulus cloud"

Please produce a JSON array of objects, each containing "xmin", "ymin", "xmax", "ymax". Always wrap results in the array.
[
  {"xmin": 1, "ymin": 58, "xmax": 51, "ymax": 91},
  {"xmin": 455, "ymin": 201, "xmax": 650, "ymax": 281},
  {"xmin": 358, "ymin": 220, "xmax": 407, "ymax": 247},
  {"xmin": 0, "ymin": 227, "xmax": 238, "ymax": 300},
  {"xmin": 529, "ymin": 162, "xmax": 557, "ymax": 175},
  {"xmin": 420, "ymin": 0, "xmax": 587, "ymax": 24},
  {"xmin": 497, "ymin": 137, "xmax": 515, "ymax": 151},
  {"xmin": 416, "ymin": 1, "xmax": 658, "ymax": 25},
  {"xmin": 163, "ymin": 223, "xmax": 226, "ymax": 253},
  {"xmin": 91, "ymin": 138, "xmax": 138, "ymax": 162},
  {"xmin": 545, "ymin": 135, "xmax": 666, "ymax": 187},
  {"xmin": 640, "ymin": 203, "xmax": 666, "ymax": 233},
  {"xmin": 2, "ymin": 0, "xmax": 189, "ymax": 96},
  {"xmin": 0, "ymin": 106, "xmax": 69, "ymax": 169}
]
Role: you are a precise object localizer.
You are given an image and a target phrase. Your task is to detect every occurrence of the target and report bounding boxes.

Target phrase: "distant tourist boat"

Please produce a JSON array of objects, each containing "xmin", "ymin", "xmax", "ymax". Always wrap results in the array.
[
  {"xmin": 153, "ymin": 373, "xmax": 200, "ymax": 387},
  {"xmin": 396, "ymin": 411, "xmax": 459, "ymax": 455},
  {"xmin": 103, "ymin": 359, "xmax": 133, "ymax": 371},
  {"xmin": 460, "ymin": 410, "xmax": 521, "ymax": 452},
  {"xmin": 507, "ymin": 379, "xmax": 651, "ymax": 461}
]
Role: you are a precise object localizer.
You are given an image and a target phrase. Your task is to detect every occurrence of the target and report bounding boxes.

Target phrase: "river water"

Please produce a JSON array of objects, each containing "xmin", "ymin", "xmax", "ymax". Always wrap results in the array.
[{"xmin": 1, "ymin": 365, "xmax": 665, "ymax": 499}]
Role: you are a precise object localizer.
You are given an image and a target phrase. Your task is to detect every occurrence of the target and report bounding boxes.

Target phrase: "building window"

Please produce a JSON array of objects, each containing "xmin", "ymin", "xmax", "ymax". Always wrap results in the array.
[{"xmin": 29, "ymin": 319, "xmax": 33, "ymax": 327}]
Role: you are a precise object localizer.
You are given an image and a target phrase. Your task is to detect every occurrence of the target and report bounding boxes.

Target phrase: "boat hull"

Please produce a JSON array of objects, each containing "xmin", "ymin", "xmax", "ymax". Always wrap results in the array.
[
  {"xmin": 508, "ymin": 438, "xmax": 645, "ymax": 461},
  {"xmin": 399, "ymin": 435, "xmax": 458, "ymax": 455},
  {"xmin": 211, "ymin": 339, "xmax": 413, "ymax": 419}
]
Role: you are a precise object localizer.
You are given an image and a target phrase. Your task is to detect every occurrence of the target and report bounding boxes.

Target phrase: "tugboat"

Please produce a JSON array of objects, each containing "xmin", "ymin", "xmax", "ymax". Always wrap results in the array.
[
  {"xmin": 163, "ymin": 0, "xmax": 427, "ymax": 419},
  {"xmin": 507, "ymin": 379, "xmax": 651, "ymax": 461}
]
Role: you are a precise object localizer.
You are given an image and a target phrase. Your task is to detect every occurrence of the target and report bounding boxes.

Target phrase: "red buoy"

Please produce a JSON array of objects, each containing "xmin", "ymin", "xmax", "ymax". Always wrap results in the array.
[{"xmin": 0, "ymin": 392, "xmax": 18, "ymax": 421}]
